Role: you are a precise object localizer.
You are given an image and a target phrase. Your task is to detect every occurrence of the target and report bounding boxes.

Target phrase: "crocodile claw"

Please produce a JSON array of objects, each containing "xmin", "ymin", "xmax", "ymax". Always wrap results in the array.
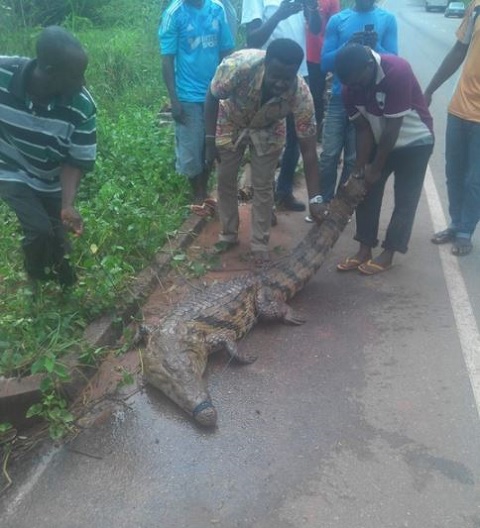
[{"xmin": 283, "ymin": 308, "xmax": 306, "ymax": 325}]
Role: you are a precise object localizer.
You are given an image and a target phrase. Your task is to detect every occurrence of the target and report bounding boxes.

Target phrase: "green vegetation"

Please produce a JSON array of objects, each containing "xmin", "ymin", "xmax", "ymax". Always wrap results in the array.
[{"xmin": 0, "ymin": 0, "xmax": 191, "ymax": 435}]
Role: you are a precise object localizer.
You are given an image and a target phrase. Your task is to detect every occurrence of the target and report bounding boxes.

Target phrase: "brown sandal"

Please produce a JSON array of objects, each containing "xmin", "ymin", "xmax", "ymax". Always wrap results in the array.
[{"xmin": 336, "ymin": 257, "xmax": 366, "ymax": 272}]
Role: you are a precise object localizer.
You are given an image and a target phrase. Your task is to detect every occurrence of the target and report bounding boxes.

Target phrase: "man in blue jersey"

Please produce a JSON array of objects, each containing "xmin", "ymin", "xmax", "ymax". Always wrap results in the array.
[
  {"xmin": 0, "ymin": 26, "xmax": 96, "ymax": 288},
  {"xmin": 319, "ymin": 0, "xmax": 397, "ymax": 204},
  {"xmin": 159, "ymin": 0, "xmax": 234, "ymax": 204}
]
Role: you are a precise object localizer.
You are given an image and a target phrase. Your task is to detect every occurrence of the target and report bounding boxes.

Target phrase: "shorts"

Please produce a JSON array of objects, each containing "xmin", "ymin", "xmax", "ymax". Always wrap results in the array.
[{"xmin": 175, "ymin": 102, "xmax": 205, "ymax": 179}]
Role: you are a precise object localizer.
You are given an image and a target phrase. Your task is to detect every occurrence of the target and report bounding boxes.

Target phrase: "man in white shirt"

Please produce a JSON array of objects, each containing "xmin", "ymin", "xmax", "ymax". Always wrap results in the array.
[{"xmin": 241, "ymin": 0, "xmax": 321, "ymax": 212}]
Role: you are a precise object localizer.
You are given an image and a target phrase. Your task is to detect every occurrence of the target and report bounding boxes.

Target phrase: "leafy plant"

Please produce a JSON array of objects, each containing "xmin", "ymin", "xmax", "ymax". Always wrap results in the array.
[
  {"xmin": 117, "ymin": 368, "xmax": 135, "ymax": 388},
  {"xmin": 26, "ymin": 394, "xmax": 75, "ymax": 440}
]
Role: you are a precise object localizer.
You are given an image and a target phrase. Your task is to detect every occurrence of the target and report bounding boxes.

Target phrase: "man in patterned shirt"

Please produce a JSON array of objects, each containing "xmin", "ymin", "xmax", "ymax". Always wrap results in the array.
[
  {"xmin": 204, "ymin": 39, "xmax": 325, "ymax": 264},
  {"xmin": 425, "ymin": 1, "xmax": 480, "ymax": 256},
  {"xmin": 0, "ymin": 26, "xmax": 96, "ymax": 288}
]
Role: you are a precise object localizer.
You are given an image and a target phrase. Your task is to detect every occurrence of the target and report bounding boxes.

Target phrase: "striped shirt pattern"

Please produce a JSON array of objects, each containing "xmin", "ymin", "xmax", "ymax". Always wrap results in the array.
[{"xmin": 0, "ymin": 56, "xmax": 96, "ymax": 192}]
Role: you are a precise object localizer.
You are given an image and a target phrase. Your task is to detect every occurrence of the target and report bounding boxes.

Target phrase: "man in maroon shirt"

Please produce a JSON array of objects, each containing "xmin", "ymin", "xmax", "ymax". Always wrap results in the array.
[{"xmin": 335, "ymin": 44, "xmax": 434, "ymax": 275}]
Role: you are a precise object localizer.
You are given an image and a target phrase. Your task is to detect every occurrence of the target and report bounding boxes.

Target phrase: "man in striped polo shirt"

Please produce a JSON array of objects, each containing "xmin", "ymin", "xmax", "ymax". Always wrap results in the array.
[{"xmin": 0, "ymin": 26, "xmax": 96, "ymax": 288}]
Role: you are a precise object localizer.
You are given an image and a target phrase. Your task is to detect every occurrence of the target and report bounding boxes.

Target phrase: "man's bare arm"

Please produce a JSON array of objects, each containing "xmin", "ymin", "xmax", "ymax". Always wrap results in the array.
[
  {"xmin": 162, "ymin": 55, "xmax": 185, "ymax": 123},
  {"xmin": 424, "ymin": 41, "xmax": 468, "ymax": 105},
  {"xmin": 245, "ymin": 1, "xmax": 303, "ymax": 48}
]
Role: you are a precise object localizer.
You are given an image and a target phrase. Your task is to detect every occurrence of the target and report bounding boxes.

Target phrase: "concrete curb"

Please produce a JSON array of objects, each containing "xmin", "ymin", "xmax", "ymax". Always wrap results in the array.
[{"xmin": 0, "ymin": 212, "xmax": 209, "ymax": 429}]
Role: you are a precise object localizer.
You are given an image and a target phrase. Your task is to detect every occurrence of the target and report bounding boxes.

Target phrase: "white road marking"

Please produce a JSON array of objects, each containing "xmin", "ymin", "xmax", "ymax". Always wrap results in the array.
[
  {"xmin": 424, "ymin": 165, "xmax": 480, "ymax": 419},
  {"xmin": 3, "ymin": 447, "xmax": 60, "ymax": 520}
]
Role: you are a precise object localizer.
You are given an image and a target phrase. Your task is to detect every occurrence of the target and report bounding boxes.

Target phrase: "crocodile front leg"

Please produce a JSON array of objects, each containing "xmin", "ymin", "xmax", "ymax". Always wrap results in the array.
[
  {"xmin": 207, "ymin": 331, "xmax": 258, "ymax": 364},
  {"xmin": 256, "ymin": 286, "xmax": 306, "ymax": 325}
]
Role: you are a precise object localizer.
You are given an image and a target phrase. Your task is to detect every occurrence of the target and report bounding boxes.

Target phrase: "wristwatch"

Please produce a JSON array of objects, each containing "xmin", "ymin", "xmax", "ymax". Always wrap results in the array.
[{"xmin": 309, "ymin": 195, "xmax": 324, "ymax": 205}]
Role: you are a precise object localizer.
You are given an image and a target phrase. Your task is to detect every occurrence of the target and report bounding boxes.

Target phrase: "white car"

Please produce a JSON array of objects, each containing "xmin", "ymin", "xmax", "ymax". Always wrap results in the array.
[
  {"xmin": 425, "ymin": 0, "xmax": 448, "ymax": 11},
  {"xmin": 444, "ymin": 1, "xmax": 466, "ymax": 17}
]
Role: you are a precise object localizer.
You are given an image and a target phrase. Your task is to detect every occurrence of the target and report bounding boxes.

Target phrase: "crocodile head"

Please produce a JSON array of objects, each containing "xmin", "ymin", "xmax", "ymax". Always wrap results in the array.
[{"xmin": 143, "ymin": 327, "xmax": 217, "ymax": 427}]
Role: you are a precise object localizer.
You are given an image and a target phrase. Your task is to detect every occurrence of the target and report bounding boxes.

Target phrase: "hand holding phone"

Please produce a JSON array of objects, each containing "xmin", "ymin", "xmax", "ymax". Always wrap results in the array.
[
  {"xmin": 277, "ymin": 0, "xmax": 303, "ymax": 20},
  {"xmin": 362, "ymin": 25, "xmax": 378, "ymax": 48}
]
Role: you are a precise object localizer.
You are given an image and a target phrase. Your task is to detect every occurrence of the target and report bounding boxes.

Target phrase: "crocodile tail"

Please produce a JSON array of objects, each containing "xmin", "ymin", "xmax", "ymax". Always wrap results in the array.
[{"xmin": 265, "ymin": 176, "xmax": 367, "ymax": 299}]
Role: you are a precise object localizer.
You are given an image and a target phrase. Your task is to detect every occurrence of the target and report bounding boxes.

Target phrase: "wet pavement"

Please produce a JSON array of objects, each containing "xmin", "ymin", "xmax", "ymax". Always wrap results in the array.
[{"xmin": 2, "ymin": 183, "xmax": 480, "ymax": 527}]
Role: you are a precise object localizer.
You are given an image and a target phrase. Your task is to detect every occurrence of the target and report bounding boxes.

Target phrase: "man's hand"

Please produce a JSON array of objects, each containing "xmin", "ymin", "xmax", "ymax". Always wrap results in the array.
[
  {"xmin": 349, "ymin": 31, "xmax": 366, "ymax": 45},
  {"xmin": 61, "ymin": 206, "xmax": 84, "ymax": 236},
  {"xmin": 309, "ymin": 202, "xmax": 329, "ymax": 224},
  {"xmin": 363, "ymin": 31, "xmax": 378, "ymax": 49},
  {"xmin": 364, "ymin": 164, "xmax": 382, "ymax": 187},
  {"xmin": 276, "ymin": 0, "xmax": 303, "ymax": 21},
  {"xmin": 348, "ymin": 31, "xmax": 378, "ymax": 48},
  {"xmin": 205, "ymin": 136, "xmax": 220, "ymax": 174},
  {"xmin": 171, "ymin": 100, "xmax": 186, "ymax": 124},
  {"xmin": 424, "ymin": 91, "xmax": 432, "ymax": 107},
  {"xmin": 302, "ymin": 0, "xmax": 318, "ymax": 11}
]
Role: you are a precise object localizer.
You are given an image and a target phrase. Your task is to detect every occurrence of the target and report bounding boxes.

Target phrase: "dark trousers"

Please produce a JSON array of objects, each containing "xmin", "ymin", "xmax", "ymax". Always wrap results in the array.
[
  {"xmin": 276, "ymin": 113, "xmax": 300, "ymax": 197},
  {"xmin": 0, "ymin": 181, "xmax": 70, "ymax": 281},
  {"xmin": 276, "ymin": 75, "xmax": 310, "ymax": 198},
  {"xmin": 355, "ymin": 144, "xmax": 433, "ymax": 254},
  {"xmin": 307, "ymin": 61, "xmax": 327, "ymax": 126}
]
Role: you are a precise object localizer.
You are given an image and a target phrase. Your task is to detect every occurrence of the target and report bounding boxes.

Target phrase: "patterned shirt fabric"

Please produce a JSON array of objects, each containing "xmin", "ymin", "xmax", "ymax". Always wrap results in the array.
[
  {"xmin": 159, "ymin": 0, "xmax": 234, "ymax": 103},
  {"xmin": 210, "ymin": 49, "xmax": 316, "ymax": 155},
  {"xmin": 322, "ymin": 6, "xmax": 398, "ymax": 96},
  {"xmin": 0, "ymin": 57, "xmax": 96, "ymax": 193},
  {"xmin": 342, "ymin": 52, "xmax": 434, "ymax": 149},
  {"xmin": 306, "ymin": 0, "xmax": 340, "ymax": 64},
  {"xmin": 241, "ymin": 0, "xmax": 309, "ymax": 77},
  {"xmin": 449, "ymin": 0, "xmax": 480, "ymax": 122}
]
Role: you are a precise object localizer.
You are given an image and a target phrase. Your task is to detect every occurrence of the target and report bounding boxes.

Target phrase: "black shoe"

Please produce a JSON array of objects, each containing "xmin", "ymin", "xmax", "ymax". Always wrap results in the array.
[
  {"xmin": 431, "ymin": 228, "xmax": 456, "ymax": 245},
  {"xmin": 55, "ymin": 259, "xmax": 77, "ymax": 288},
  {"xmin": 276, "ymin": 193, "xmax": 306, "ymax": 212}
]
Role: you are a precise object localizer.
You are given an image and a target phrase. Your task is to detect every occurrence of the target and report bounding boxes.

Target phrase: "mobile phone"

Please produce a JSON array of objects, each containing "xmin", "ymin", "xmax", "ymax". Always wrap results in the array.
[{"xmin": 364, "ymin": 24, "xmax": 374, "ymax": 32}]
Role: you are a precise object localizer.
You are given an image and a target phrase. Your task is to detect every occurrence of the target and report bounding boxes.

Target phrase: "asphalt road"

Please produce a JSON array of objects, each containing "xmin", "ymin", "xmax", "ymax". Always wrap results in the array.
[{"xmin": 2, "ymin": 1, "xmax": 480, "ymax": 527}]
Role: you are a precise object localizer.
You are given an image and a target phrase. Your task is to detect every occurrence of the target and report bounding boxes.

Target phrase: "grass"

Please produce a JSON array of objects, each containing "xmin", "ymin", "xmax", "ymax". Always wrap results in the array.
[
  {"xmin": 0, "ymin": 8, "xmax": 190, "ymax": 385},
  {"xmin": 0, "ymin": 2, "xmax": 192, "ymax": 438}
]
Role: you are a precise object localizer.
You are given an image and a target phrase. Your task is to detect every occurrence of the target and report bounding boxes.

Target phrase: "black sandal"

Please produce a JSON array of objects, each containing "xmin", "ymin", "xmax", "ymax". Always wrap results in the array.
[{"xmin": 431, "ymin": 228, "xmax": 456, "ymax": 245}]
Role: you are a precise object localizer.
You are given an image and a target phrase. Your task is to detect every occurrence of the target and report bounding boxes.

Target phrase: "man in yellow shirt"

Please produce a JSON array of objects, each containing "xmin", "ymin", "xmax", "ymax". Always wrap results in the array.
[{"xmin": 425, "ymin": 1, "xmax": 480, "ymax": 256}]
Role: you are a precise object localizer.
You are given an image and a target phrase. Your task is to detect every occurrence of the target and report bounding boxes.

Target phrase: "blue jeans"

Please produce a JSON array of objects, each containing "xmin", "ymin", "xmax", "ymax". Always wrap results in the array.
[
  {"xmin": 445, "ymin": 113, "xmax": 480, "ymax": 238},
  {"xmin": 175, "ymin": 102, "xmax": 205, "ymax": 179},
  {"xmin": 319, "ymin": 94, "xmax": 356, "ymax": 202}
]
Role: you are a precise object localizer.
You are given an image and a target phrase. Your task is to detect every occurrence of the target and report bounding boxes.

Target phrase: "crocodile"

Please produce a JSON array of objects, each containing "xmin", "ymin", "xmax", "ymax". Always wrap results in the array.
[{"xmin": 141, "ymin": 176, "xmax": 366, "ymax": 427}]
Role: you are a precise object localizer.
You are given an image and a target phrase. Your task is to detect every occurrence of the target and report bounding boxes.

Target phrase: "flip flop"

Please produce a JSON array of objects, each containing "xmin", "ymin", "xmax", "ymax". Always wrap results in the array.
[
  {"xmin": 190, "ymin": 198, "xmax": 217, "ymax": 217},
  {"xmin": 336, "ymin": 256, "xmax": 366, "ymax": 271},
  {"xmin": 358, "ymin": 259, "xmax": 392, "ymax": 275}
]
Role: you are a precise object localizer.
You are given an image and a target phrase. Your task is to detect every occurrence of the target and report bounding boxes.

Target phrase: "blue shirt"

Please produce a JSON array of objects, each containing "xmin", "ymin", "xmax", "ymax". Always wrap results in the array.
[
  {"xmin": 159, "ymin": 0, "xmax": 235, "ymax": 103},
  {"xmin": 321, "ymin": 7, "xmax": 398, "ymax": 95}
]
